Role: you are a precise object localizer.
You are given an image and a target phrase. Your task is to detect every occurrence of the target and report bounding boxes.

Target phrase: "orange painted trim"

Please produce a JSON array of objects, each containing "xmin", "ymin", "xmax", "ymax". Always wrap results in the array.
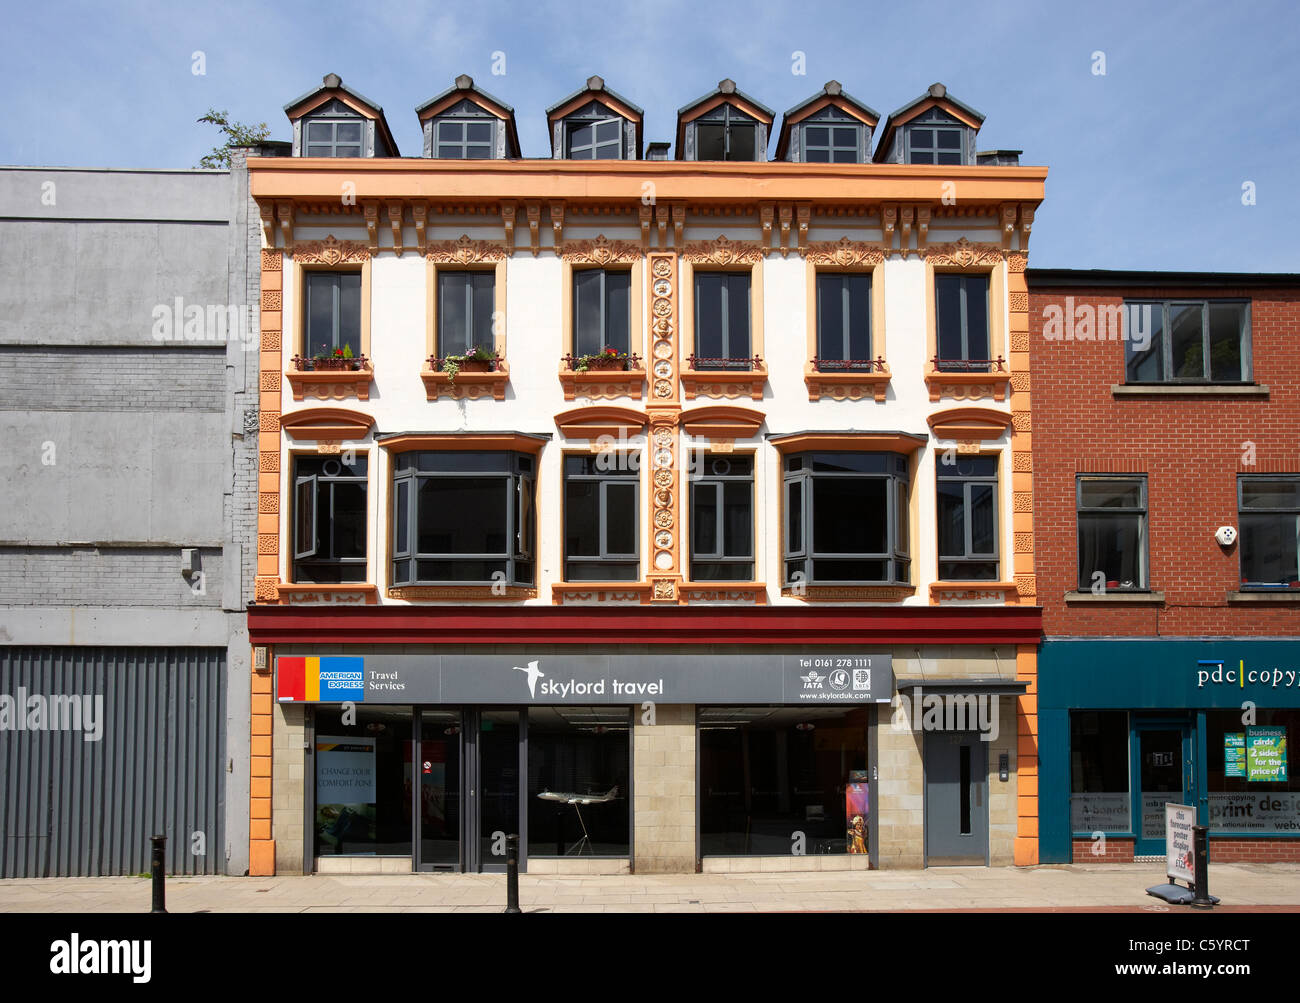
[
  {"xmin": 924, "ymin": 369, "xmax": 1011, "ymax": 403},
  {"xmin": 547, "ymin": 92, "xmax": 642, "ymax": 126},
  {"xmin": 679, "ymin": 404, "xmax": 765, "ymax": 440},
  {"xmin": 558, "ymin": 367, "xmax": 647, "ymax": 402},
  {"xmin": 803, "ymin": 364, "xmax": 892, "ymax": 403},
  {"xmin": 926, "ymin": 406, "xmax": 1013, "ymax": 440},
  {"xmin": 680, "ymin": 365, "xmax": 767, "ymax": 402},
  {"xmin": 552, "ymin": 582, "xmax": 655, "ymax": 605},
  {"xmin": 928, "ymin": 582, "xmax": 1020, "ymax": 604},
  {"xmin": 285, "ymin": 368, "xmax": 374, "ymax": 402},
  {"xmin": 890, "ymin": 95, "xmax": 983, "ymax": 131},
  {"xmin": 388, "ymin": 585, "xmax": 539, "ymax": 601},
  {"xmin": 417, "ymin": 91, "xmax": 513, "ymax": 123},
  {"xmin": 781, "ymin": 585, "xmax": 917, "ymax": 601},
  {"xmin": 678, "ymin": 93, "xmax": 774, "ymax": 126},
  {"xmin": 249, "ymin": 158, "xmax": 1047, "ymax": 207},
  {"xmin": 276, "ymin": 584, "xmax": 380, "ymax": 605},
  {"xmin": 554, "ymin": 405, "xmax": 649, "ymax": 440},
  {"xmin": 280, "ymin": 407, "xmax": 376, "ymax": 441},
  {"xmin": 783, "ymin": 94, "xmax": 879, "ymax": 129},
  {"xmin": 680, "ymin": 582, "xmax": 768, "ymax": 605},
  {"xmin": 421, "ymin": 365, "xmax": 510, "ymax": 402},
  {"xmin": 770, "ymin": 431, "xmax": 926, "ymax": 455},
  {"xmin": 380, "ymin": 432, "xmax": 548, "ymax": 455},
  {"xmin": 286, "ymin": 90, "xmax": 381, "ymax": 121}
]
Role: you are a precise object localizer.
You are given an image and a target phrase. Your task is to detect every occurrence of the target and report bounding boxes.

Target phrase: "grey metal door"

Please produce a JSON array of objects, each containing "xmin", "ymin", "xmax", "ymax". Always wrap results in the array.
[
  {"xmin": 925, "ymin": 731, "xmax": 989, "ymax": 865},
  {"xmin": 0, "ymin": 646, "xmax": 226, "ymax": 877}
]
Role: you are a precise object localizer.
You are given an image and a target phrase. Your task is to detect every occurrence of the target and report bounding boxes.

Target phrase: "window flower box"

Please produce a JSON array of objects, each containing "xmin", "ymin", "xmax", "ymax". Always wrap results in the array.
[
  {"xmin": 423, "ymin": 351, "xmax": 509, "ymax": 401},
  {"xmin": 559, "ymin": 351, "xmax": 645, "ymax": 401},
  {"xmin": 286, "ymin": 352, "xmax": 373, "ymax": 401}
]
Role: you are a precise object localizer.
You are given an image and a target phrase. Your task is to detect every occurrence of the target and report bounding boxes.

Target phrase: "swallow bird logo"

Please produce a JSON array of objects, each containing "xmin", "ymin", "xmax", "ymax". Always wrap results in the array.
[{"xmin": 513, "ymin": 660, "xmax": 545, "ymax": 698}]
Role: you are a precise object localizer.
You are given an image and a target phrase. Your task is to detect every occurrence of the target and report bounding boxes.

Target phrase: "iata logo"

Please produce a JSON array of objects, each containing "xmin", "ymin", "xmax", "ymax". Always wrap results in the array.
[{"xmin": 800, "ymin": 670, "xmax": 826, "ymax": 690}]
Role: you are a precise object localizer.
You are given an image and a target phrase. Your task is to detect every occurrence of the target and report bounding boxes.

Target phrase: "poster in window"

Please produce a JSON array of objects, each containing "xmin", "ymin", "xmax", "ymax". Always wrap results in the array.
[
  {"xmin": 845, "ymin": 779, "xmax": 869, "ymax": 854},
  {"xmin": 1224, "ymin": 732, "xmax": 1246, "ymax": 778},
  {"xmin": 1247, "ymin": 727, "xmax": 1288, "ymax": 782},
  {"xmin": 315, "ymin": 737, "xmax": 377, "ymax": 850}
]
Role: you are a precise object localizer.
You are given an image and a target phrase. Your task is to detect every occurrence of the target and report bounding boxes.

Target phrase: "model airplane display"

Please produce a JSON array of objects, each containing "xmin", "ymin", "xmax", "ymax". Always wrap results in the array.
[{"xmin": 536, "ymin": 786, "xmax": 619, "ymax": 855}]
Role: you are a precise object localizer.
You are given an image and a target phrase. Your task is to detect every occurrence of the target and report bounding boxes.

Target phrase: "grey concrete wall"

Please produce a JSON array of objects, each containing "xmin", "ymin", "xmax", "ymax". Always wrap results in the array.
[{"xmin": 0, "ymin": 168, "xmax": 230, "ymax": 221}]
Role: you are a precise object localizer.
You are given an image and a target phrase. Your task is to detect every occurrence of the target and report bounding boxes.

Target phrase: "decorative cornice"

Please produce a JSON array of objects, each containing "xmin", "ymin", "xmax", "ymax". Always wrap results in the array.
[
  {"xmin": 924, "ymin": 370, "xmax": 1011, "ymax": 403},
  {"xmin": 803, "ymin": 363, "xmax": 892, "ymax": 402},
  {"xmin": 555, "ymin": 405, "xmax": 649, "ymax": 440},
  {"xmin": 380, "ymin": 431, "xmax": 547, "ymax": 455},
  {"xmin": 425, "ymin": 234, "xmax": 509, "ymax": 264},
  {"xmin": 280, "ymin": 407, "xmax": 376, "ymax": 441},
  {"xmin": 277, "ymin": 584, "xmax": 379, "ymax": 606},
  {"xmin": 679, "ymin": 404, "xmax": 765, "ymax": 440},
  {"xmin": 552, "ymin": 583, "xmax": 655, "ymax": 605},
  {"xmin": 770, "ymin": 431, "xmax": 926, "ymax": 455},
  {"xmin": 285, "ymin": 368, "xmax": 374, "ymax": 402},
  {"xmin": 388, "ymin": 586, "xmax": 538, "ymax": 602},
  {"xmin": 421, "ymin": 362, "xmax": 510, "ymax": 401},
  {"xmin": 558, "ymin": 366, "xmax": 647, "ymax": 402},
  {"xmin": 560, "ymin": 234, "xmax": 642, "ymax": 265},
  {"xmin": 800, "ymin": 237, "xmax": 886, "ymax": 267},
  {"xmin": 680, "ymin": 363, "xmax": 767, "ymax": 402},
  {"xmin": 682, "ymin": 584, "xmax": 767, "ymax": 605},
  {"xmin": 293, "ymin": 234, "xmax": 371, "ymax": 265},
  {"xmin": 927, "ymin": 406, "xmax": 1014, "ymax": 441},
  {"xmin": 681, "ymin": 235, "xmax": 765, "ymax": 266},
  {"xmin": 923, "ymin": 236, "xmax": 1004, "ymax": 267},
  {"xmin": 781, "ymin": 585, "xmax": 917, "ymax": 602}
]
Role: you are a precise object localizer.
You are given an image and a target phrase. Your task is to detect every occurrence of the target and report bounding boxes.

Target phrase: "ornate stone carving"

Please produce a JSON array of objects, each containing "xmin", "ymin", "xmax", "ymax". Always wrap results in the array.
[
  {"xmin": 1011, "ymin": 410, "xmax": 1032, "ymax": 431},
  {"xmin": 500, "ymin": 202, "xmax": 516, "ymax": 255},
  {"xmin": 389, "ymin": 585, "xmax": 537, "ymax": 601},
  {"xmin": 560, "ymin": 234, "xmax": 641, "ymax": 265},
  {"xmin": 426, "ymin": 234, "xmax": 508, "ymax": 264},
  {"xmin": 261, "ymin": 248, "xmax": 282, "ymax": 272},
  {"xmin": 257, "ymin": 533, "xmax": 277, "ymax": 554},
  {"xmin": 258, "ymin": 493, "xmax": 279, "ymax": 514},
  {"xmin": 1015, "ymin": 574, "xmax": 1036, "ymax": 597},
  {"xmin": 259, "ymin": 451, "xmax": 279, "ymax": 472},
  {"xmin": 782, "ymin": 585, "xmax": 916, "ymax": 601},
  {"xmin": 680, "ymin": 235, "xmax": 764, "ymax": 266},
  {"xmin": 1012, "ymin": 451, "xmax": 1032, "ymax": 472},
  {"xmin": 259, "ymin": 410, "xmax": 280, "ymax": 432},
  {"xmin": 261, "ymin": 290, "xmax": 281, "ymax": 310},
  {"xmin": 254, "ymin": 576, "xmax": 280, "ymax": 603},
  {"xmin": 259, "ymin": 371, "xmax": 281, "ymax": 392},
  {"xmin": 1010, "ymin": 331, "xmax": 1030, "ymax": 352},
  {"xmin": 1014, "ymin": 532, "xmax": 1034, "ymax": 553},
  {"xmin": 800, "ymin": 237, "xmax": 885, "ymax": 267},
  {"xmin": 652, "ymin": 579, "xmax": 677, "ymax": 601},
  {"xmin": 387, "ymin": 201, "xmax": 405, "ymax": 257},
  {"xmin": 293, "ymin": 234, "xmax": 371, "ymax": 265},
  {"xmin": 1008, "ymin": 291, "xmax": 1029, "ymax": 312},
  {"xmin": 1013, "ymin": 491, "xmax": 1033, "ymax": 513},
  {"xmin": 683, "ymin": 587, "xmax": 766, "ymax": 604},
  {"xmin": 261, "ymin": 329, "xmax": 281, "ymax": 351},
  {"xmin": 923, "ymin": 237, "xmax": 1003, "ymax": 267},
  {"xmin": 1006, "ymin": 252, "xmax": 1028, "ymax": 273}
]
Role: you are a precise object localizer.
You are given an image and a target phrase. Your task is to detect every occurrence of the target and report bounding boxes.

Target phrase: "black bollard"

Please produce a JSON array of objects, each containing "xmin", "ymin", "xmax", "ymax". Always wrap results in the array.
[
  {"xmin": 1190, "ymin": 825, "xmax": 1213, "ymax": 909},
  {"xmin": 505, "ymin": 833, "xmax": 521, "ymax": 914},
  {"xmin": 150, "ymin": 834, "xmax": 167, "ymax": 914}
]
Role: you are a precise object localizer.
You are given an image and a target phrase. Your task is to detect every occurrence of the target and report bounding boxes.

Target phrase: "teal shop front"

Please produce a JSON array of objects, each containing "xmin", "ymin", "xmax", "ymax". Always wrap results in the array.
[{"xmin": 1038, "ymin": 640, "xmax": 1300, "ymax": 864}]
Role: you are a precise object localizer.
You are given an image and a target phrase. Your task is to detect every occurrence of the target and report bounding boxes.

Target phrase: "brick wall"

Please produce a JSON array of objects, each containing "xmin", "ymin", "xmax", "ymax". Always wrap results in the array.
[
  {"xmin": 1072, "ymin": 836, "xmax": 1135, "ymax": 862},
  {"xmin": 0, "ymin": 545, "xmax": 223, "ymax": 605},
  {"xmin": 1070, "ymin": 836, "xmax": 1300, "ymax": 864},
  {"xmin": 1028, "ymin": 283, "xmax": 1300, "ymax": 637},
  {"xmin": 0, "ymin": 346, "xmax": 226, "ymax": 412}
]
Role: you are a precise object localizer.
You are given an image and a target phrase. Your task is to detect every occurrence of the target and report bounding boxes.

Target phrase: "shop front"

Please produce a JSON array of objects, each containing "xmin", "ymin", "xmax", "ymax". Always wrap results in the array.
[
  {"xmin": 273, "ymin": 649, "xmax": 894, "ymax": 874},
  {"xmin": 1039, "ymin": 639, "xmax": 1300, "ymax": 863}
]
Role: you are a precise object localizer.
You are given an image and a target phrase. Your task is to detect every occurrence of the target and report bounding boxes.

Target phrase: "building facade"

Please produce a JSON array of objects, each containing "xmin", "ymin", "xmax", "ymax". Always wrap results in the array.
[
  {"xmin": 0, "ymin": 161, "xmax": 268, "ymax": 876},
  {"xmin": 246, "ymin": 73, "xmax": 1046, "ymax": 876},
  {"xmin": 1028, "ymin": 269, "xmax": 1300, "ymax": 864}
]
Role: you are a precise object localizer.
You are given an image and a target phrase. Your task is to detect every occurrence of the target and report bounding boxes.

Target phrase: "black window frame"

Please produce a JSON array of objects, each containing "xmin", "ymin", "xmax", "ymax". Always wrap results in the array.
[
  {"xmin": 304, "ymin": 117, "xmax": 365, "ymax": 158},
  {"xmin": 563, "ymin": 454, "xmax": 640, "ymax": 582},
  {"xmin": 934, "ymin": 272, "xmax": 991, "ymax": 372},
  {"xmin": 1237, "ymin": 474, "xmax": 1300, "ymax": 589},
  {"xmin": 694, "ymin": 104, "xmax": 759, "ymax": 162},
  {"xmin": 782, "ymin": 452, "xmax": 911, "ymax": 586},
  {"xmin": 936, "ymin": 455, "xmax": 999, "ymax": 581},
  {"xmin": 572, "ymin": 268, "xmax": 631, "ymax": 357},
  {"xmin": 433, "ymin": 118, "xmax": 495, "ymax": 159},
  {"xmin": 304, "ymin": 270, "xmax": 363, "ymax": 359},
  {"xmin": 802, "ymin": 110, "xmax": 862, "ymax": 164},
  {"xmin": 907, "ymin": 124, "xmax": 964, "ymax": 165},
  {"xmin": 815, "ymin": 271, "xmax": 872, "ymax": 368},
  {"xmin": 1076, "ymin": 474, "xmax": 1149, "ymax": 592},
  {"xmin": 693, "ymin": 271, "xmax": 752, "ymax": 370},
  {"xmin": 689, "ymin": 454, "xmax": 755, "ymax": 581},
  {"xmin": 564, "ymin": 110, "xmax": 625, "ymax": 160},
  {"xmin": 1123, "ymin": 299, "xmax": 1252, "ymax": 385},
  {"xmin": 391, "ymin": 451, "xmax": 535, "ymax": 588},
  {"xmin": 436, "ymin": 269, "xmax": 496, "ymax": 358},
  {"xmin": 293, "ymin": 453, "xmax": 369, "ymax": 584}
]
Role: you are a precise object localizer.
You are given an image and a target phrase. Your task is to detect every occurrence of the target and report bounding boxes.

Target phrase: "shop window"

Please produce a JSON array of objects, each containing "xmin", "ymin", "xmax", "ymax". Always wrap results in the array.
[
  {"xmin": 1238, "ymin": 475, "xmax": 1300, "ymax": 589},
  {"xmin": 437, "ymin": 271, "xmax": 495, "ymax": 358},
  {"xmin": 783, "ymin": 452, "xmax": 910, "ymax": 586},
  {"xmin": 293, "ymin": 454, "xmax": 368, "ymax": 584},
  {"xmin": 1076, "ymin": 474, "xmax": 1148, "ymax": 591},
  {"xmin": 573, "ymin": 269, "xmax": 631, "ymax": 358},
  {"xmin": 435, "ymin": 118, "xmax": 494, "ymax": 159},
  {"xmin": 693, "ymin": 272, "xmax": 752, "ymax": 370},
  {"xmin": 1206, "ymin": 710, "xmax": 1298, "ymax": 834},
  {"xmin": 304, "ymin": 117, "xmax": 363, "ymax": 158},
  {"xmin": 689, "ymin": 454, "xmax": 754, "ymax": 581},
  {"xmin": 526, "ymin": 706, "xmax": 630, "ymax": 857},
  {"xmin": 935, "ymin": 273, "xmax": 990, "ymax": 372},
  {"xmin": 699, "ymin": 706, "xmax": 872, "ymax": 856},
  {"xmin": 563, "ymin": 454, "xmax": 639, "ymax": 581},
  {"xmin": 391, "ymin": 451, "xmax": 534, "ymax": 587},
  {"xmin": 305, "ymin": 271, "xmax": 362, "ymax": 360},
  {"xmin": 816, "ymin": 273, "xmax": 872, "ymax": 367},
  {"xmin": 313, "ymin": 705, "xmax": 413, "ymax": 858},
  {"xmin": 1124, "ymin": 300, "xmax": 1251, "ymax": 384},
  {"xmin": 937, "ymin": 455, "xmax": 998, "ymax": 580},
  {"xmin": 1069, "ymin": 712, "xmax": 1131, "ymax": 833}
]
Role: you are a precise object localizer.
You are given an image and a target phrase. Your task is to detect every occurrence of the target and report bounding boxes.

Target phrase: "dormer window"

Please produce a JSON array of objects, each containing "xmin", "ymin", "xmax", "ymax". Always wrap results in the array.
[
  {"xmin": 303, "ymin": 101, "xmax": 364, "ymax": 157},
  {"xmin": 436, "ymin": 119, "xmax": 494, "ymax": 159},
  {"xmin": 906, "ymin": 109, "xmax": 966, "ymax": 165},
  {"xmin": 418, "ymin": 80, "xmax": 519, "ymax": 160},
  {"xmin": 802, "ymin": 108, "xmax": 861, "ymax": 163},
  {"xmin": 562, "ymin": 102, "xmax": 625, "ymax": 159},
  {"xmin": 696, "ymin": 105, "xmax": 757, "ymax": 161}
]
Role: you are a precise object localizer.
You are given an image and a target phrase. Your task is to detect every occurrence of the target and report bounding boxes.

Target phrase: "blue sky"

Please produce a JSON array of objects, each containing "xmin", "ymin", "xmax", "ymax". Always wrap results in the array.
[{"xmin": 4, "ymin": 0, "xmax": 1296, "ymax": 271}]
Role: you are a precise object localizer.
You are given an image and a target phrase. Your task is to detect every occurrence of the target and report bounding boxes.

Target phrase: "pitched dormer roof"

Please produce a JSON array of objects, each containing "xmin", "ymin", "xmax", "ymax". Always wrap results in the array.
[
  {"xmin": 774, "ymin": 80, "xmax": 880, "ymax": 160},
  {"xmin": 871, "ymin": 82, "xmax": 983, "ymax": 163},
  {"xmin": 415, "ymin": 74, "xmax": 522, "ymax": 157},
  {"xmin": 545, "ymin": 75, "xmax": 643, "ymax": 157},
  {"xmin": 675, "ymin": 78, "xmax": 774, "ymax": 159},
  {"xmin": 284, "ymin": 73, "xmax": 400, "ymax": 157}
]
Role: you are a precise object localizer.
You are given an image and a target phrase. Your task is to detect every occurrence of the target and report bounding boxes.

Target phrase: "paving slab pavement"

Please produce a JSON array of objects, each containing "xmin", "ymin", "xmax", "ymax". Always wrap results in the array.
[{"xmin": 1, "ymin": 862, "xmax": 1299, "ymax": 913}]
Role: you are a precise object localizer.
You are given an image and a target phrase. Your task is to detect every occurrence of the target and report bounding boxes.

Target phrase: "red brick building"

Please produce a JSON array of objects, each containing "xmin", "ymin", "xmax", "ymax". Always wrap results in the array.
[{"xmin": 1027, "ymin": 269, "xmax": 1300, "ymax": 864}]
